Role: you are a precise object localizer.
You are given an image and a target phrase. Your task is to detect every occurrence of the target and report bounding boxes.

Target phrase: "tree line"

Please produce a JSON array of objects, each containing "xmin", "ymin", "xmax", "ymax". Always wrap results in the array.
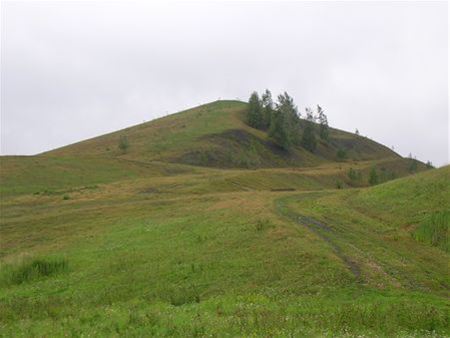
[{"xmin": 246, "ymin": 90, "xmax": 329, "ymax": 152}]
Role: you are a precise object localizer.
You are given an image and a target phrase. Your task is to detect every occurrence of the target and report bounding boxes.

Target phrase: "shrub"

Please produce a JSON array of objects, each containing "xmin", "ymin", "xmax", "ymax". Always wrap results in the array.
[
  {"xmin": 336, "ymin": 148, "xmax": 347, "ymax": 161},
  {"xmin": 63, "ymin": 195, "xmax": 70, "ymax": 200},
  {"xmin": 118, "ymin": 135, "xmax": 129, "ymax": 154},
  {"xmin": 347, "ymin": 168, "xmax": 361, "ymax": 181},
  {"xmin": 368, "ymin": 167, "xmax": 379, "ymax": 186}
]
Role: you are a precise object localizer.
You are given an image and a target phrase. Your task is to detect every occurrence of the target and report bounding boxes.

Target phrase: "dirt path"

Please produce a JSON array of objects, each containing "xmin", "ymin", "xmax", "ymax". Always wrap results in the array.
[{"xmin": 276, "ymin": 194, "xmax": 362, "ymax": 280}]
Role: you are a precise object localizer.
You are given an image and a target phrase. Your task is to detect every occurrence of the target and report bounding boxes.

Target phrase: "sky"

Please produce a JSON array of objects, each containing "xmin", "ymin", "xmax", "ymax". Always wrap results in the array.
[{"xmin": 1, "ymin": 1, "xmax": 448, "ymax": 166}]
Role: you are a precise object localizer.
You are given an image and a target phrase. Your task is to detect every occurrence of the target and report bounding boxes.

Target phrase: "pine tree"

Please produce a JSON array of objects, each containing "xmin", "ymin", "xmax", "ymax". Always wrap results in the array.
[
  {"xmin": 316, "ymin": 105, "xmax": 329, "ymax": 142},
  {"xmin": 261, "ymin": 89, "xmax": 274, "ymax": 129},
  {"xmin": 247, "ymin": 92, "xmax": 263, "ymax": 129},
  {"xmin": 269, "ymin": 92, "xmax": 299, "ymax": 150},
  {"xmin": 302, "ymin": 107, "xmax": 317, "ymax": 152},
  {"xmin": 269, "ymin": 110, "xmax": 290, "ymax": 150}
]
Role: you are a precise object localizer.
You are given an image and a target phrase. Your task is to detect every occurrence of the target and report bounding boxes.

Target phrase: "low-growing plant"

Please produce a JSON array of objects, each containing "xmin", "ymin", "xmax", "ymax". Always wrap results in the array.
[
  {"xmin": 255, "ymin": 219, "xmax": 271, "ymax": 231},
  {"xmin": 161, "ymin": 285, "xmax": 201, "ymax": 306},
  {"xmin": 0, "ymin": 257, "xmax": 69, "ymax": 286},
  {"xmin": 412, "ymin": 211, "xmax": 449, "ymax": 252}
]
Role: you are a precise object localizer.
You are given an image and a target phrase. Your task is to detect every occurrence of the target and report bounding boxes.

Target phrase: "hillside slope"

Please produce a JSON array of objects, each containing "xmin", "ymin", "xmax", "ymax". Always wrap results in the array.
[{"xmin": 279, "ymin": 166, "xmax": 449, "ymax": 293}]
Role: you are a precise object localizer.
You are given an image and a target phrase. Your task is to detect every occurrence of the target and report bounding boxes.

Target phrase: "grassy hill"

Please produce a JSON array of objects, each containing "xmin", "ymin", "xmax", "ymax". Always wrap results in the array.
[
  {"xmin": 0, "ymin": 100, "xmax": 427, "ymax": 197},
  {"xmin": 44, "ymin": 100, "xmax": 409, "ymax": 168},
  {"xmin": 0, "ymin": 101, "xmax": 447, "ymax": 336}
]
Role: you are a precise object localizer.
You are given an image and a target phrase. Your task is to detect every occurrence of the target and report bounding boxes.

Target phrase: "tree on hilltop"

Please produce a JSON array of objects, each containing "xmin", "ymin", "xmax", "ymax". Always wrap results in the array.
[
  {"xmin": 247, "ymin": 92, "xmax": 263, "ymax": 129},
  {"xmin": 261, "ymin": 89, "xmax": 274, "ymax": 129},
  {"xmin": 269, "ymin": 92, "xmax": 299, "ymax": 150},
  {"xmin": 301, "ymin": 107, "xmax": 317, "ymax": 152},
  {"xmin": 316, "ymin": 105, "xmax": 329, "ymax": 142}
]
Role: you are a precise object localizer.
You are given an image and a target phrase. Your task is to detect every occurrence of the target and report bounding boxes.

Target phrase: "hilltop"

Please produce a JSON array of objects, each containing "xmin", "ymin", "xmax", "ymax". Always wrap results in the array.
[{"xmin": 0, "ymin": 100, "xmax": 447, "ymax": 337}]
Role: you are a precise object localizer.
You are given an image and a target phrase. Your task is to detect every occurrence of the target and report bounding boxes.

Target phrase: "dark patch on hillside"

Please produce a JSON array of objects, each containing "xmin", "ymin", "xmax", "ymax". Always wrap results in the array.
[
  {"xmin": 329, "ymin": 135, "xmax": 399, "ymax": 160},
  {"xmin": 173, "ymin": 125, "xmax": 405, "ymax": 169},
  {"xmin": 174, "ymin": 129, "xmax": 304, "ymax": 168}
]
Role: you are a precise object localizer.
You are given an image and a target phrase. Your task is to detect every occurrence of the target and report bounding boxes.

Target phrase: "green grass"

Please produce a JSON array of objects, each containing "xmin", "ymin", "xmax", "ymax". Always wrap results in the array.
[
  {"xmin": 0, "ymin": 101, "xmax": 447, "ymax": 336},
  {"xmin": 412, "ymin": 211, "xmax": 449, "ymax": 252},
  {"xmin": 0, "ymin": 257, "xmax": 68, "ymax": 286}
]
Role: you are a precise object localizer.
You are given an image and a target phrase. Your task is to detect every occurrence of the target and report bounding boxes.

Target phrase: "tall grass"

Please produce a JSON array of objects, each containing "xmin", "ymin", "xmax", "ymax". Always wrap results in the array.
[
  {"xmin": 0, "ymin": 257, "xmax": 68, "ymax": 286},
  {"xmin": 412, "ymin": 211, "xmax": 449, "ymax": 252}
]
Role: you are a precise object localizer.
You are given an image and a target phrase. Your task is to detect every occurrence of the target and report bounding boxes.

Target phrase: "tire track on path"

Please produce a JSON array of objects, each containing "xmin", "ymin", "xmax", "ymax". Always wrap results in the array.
[{"xmin": 276, "ymin": 194, "xmax": 362, "ymax": 280}]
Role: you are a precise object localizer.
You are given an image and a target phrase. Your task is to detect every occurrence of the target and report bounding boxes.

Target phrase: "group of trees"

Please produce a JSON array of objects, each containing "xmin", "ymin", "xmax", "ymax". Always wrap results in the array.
[{"xmin": 246, "ymin": 90, "xmax": 329, "ymax": 152}]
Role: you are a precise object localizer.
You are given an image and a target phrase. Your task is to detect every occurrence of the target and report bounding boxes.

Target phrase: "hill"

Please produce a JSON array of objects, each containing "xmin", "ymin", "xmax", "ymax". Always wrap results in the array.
[
  {"xmin": 45, "ymin": 100, "xmax": 410, "ymax": 168},
  {"xmin": 0, "ymin": 100, "xmax": 427, "ymax": 197},
  {"xmin": 0, "ymin": 101, "xmax": 447, "ymax": 337}
]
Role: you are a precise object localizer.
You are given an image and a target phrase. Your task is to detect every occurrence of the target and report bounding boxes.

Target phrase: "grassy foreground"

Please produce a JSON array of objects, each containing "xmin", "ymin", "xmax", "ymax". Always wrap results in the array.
[
  {"xmin": 0, "ymin": 166, "xmax": 448, "ymax": 336},
  {"xmin": 0, "ymin": 101, "xmax": 448, "ymax": 336}
]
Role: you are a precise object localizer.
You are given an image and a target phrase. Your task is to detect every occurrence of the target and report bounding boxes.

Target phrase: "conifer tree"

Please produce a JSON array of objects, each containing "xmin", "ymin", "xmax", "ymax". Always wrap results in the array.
[
  {"xmin": 316, "ymin": 105, "xmax": 329, "ymax": 141},
  {"xmin": 269, "ymin": 92, "xmax": 299, "ymax": 150},
  {"xmin": 269, "ymin": 109, "xmax": 291, "ymax": 150},
  {"xmin": 302, "ymin": 107, "xmax": 317, "ymax": 152},
  {"xmin": 261, "ymin": 89, "xmax": 274, "ymax": 129},
  {"xmin": 247, "ymin": 92, "xmax": 263, "ymax": 129}
]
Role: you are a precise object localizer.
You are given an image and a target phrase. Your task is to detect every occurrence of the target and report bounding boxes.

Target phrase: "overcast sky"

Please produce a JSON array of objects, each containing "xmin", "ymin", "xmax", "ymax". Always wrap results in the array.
[{"xmin": 1, "ymin": 1, "xmax": 448, "ymax": 166}]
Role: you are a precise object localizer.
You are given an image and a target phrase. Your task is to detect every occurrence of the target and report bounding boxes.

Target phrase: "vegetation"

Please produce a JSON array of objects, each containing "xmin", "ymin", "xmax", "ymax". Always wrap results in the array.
[
  {"xmin": 246, "ymin": 90, "xmax": 328, "ymax": 153},
  {"xmin": 316, "ymin": 105, "xmax": 329, "ymax": 141},
  {"xmin": 336, "ymin": 148, "xmax": 347, "ymax": 161},
  {"xmin": 261, "ymin": 89, "xmax": 274, "ymax": 129},
  {"xmin": 247, "ymin": 92, "xmax": 263, "ymax": 129},
  {"xmin": 369, "ymin": 166, "xmax": 379, "ymax": 185},
  {"xmin": 118, "ymin": 135, "xmax": 130, "ymax": 153},
  {"xmin": 0, "ymin": 100, "xmax": 444, "ymax": 336},
  {"xmin": 0, "ymin": 257, "xmax": 68, "ymax": 286},
  {"xmin": 348, "ymin": 167, "xmax": 362, "ymax": 182},
  {"xmin": 269, "ymin": 92, "xmax": 299, "ymax": 150},
  {"xmin": 412, "ymin": 211, "xmax": 449, "ymax": 252},
  {"xmin": 301, "ymin": 107, "xmax": 317, "ymax": 152}
]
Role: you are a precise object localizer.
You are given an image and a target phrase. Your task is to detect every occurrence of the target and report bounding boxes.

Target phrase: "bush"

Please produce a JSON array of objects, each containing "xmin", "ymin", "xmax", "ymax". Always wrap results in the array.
[
  {"xmin": 336, "ymin": 148, "xmax": 347, "ymax": 161},
  {"xmin": 118, "ymin": 135, "xmax": 129, "ymax": 154},
  {"xmin": 369, "ymin": 167, "xmax": 379, "ymax": 186},
  {"xmin": 347, "ymin": 168, "xmax": 361, "ymax": 181}
]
